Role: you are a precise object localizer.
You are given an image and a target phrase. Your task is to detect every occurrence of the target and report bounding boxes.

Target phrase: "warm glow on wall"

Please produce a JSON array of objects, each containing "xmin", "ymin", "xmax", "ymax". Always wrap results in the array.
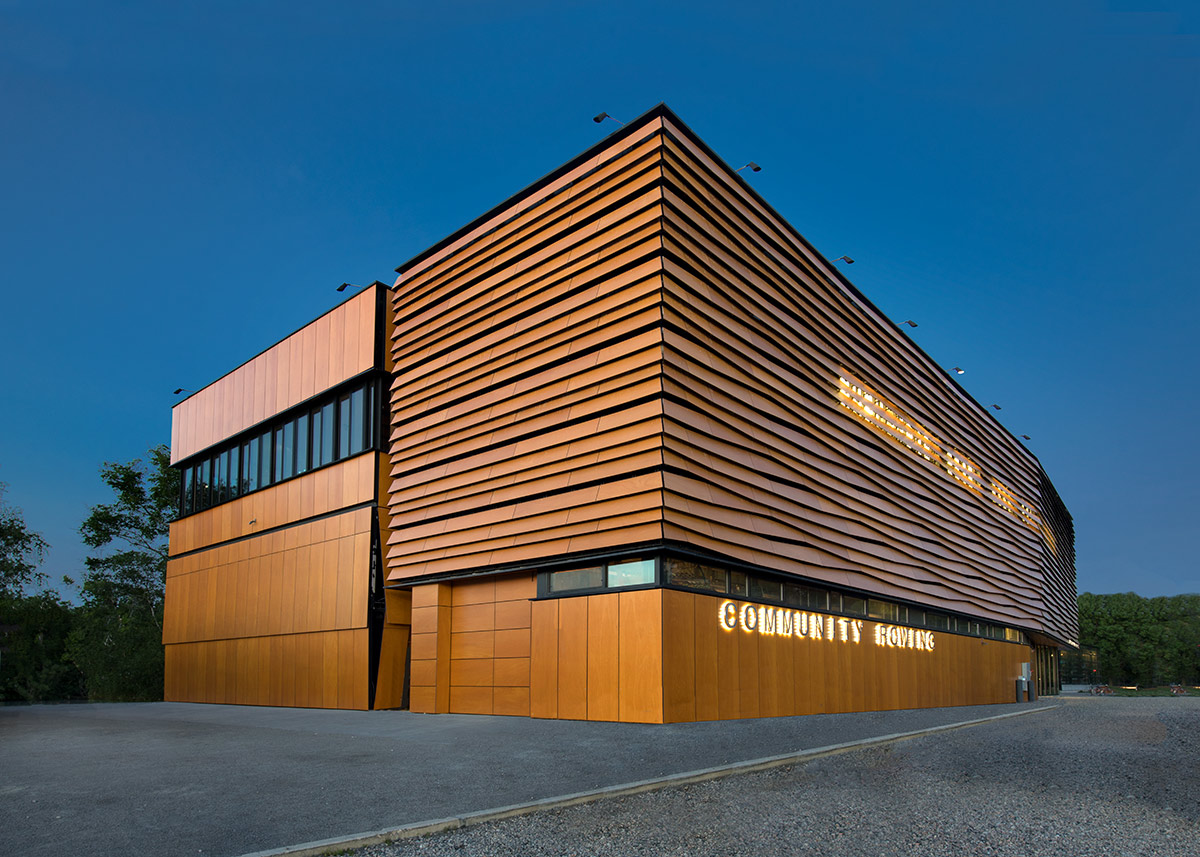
[
  {"xmin": 837, "ymin": 372, "xmax": 1042, "ymax": 534},
  {"xmin": 717, "ymin": 599, "xmax": 944, "ymax": 651}
]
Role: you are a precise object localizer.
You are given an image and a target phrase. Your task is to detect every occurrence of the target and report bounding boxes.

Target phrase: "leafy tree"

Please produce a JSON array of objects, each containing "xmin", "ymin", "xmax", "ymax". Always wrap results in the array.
[
  {"xmin": 1078, "ymin": 591, "xmax": 1200, "ymax": 686},
  {"xmin": 0, "ymin": 485, "xmax": 83, "ymax": 700},
  {"xmin": 0, "ymin": 592, "xmax": 84, "ymax": 701},
  {"xmin": 67, "ymin": 445, "xmax": 178, "ymax": 701},
  {"xmin": 0, "ymin": 483, "xmax": 49, "ymax": 598}
]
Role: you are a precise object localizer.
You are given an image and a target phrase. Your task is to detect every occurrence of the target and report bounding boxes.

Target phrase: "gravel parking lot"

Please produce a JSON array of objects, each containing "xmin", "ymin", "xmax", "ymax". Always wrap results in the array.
[{"xmin": 354, "ymin": 698, "xmax": 1199, "ymax": 857}]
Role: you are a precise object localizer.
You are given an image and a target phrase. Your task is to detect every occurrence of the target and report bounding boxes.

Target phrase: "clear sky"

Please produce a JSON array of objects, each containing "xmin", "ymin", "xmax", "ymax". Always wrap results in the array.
[{"xmin": 1, "ymin": 0, "xmax": 1196, "ymax": 598}]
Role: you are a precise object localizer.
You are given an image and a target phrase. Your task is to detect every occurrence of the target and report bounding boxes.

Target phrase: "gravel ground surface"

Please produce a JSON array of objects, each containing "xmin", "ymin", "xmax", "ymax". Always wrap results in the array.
[{"xmin": 354, "ymin": 698, "xmax": 1199, "ymax": 857}]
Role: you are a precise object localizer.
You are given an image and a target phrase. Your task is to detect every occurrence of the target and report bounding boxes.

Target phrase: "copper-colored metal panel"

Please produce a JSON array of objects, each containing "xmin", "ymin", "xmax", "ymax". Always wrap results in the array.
[
  {"xmin": 493, "ymin": 628, "xmax": 531, "ymax": 659},
  {"xmin": 617, "ymin": 589, "xmax": 663, "ymax": 724},
  {"xmin": 494, "ymin": 657, "xmax": 530, "ymax": 687},
  {"xmin": 493, "ymin": 686, "xmax": 531, "ymax": 717},
  {"xmin": 585, "ymin": 593, "xmax": 619, "ymax": 722},
  {"xmin": 661, "ymin": 589, "xmax": 696, "ymax": 724},
  {"xmin": 736, "ymin": 616, "xmax": 760, "ymax": 719},
  {"xmin": 692, "ymin": 594, "xmax": 720, "ymax": 721},
  {"xmin": 374, "ymin": 626, "xmax": 410, "ymax": 710},
  {"xmin": 451, "ymin": 658, "xmax": 494, "ymax": 687},
  {"xmin": 494, "ymin": 599, "xmax": 532, "ymax": 631},
  {"xmin": 452, "ymin": 602, "xmax": 495, "ymax": 633},
  {"xmin": 450, "ymin": 630, "xmax": 494, "ymax": 660},
  {"xmin": 164, "ymin": 629, "xmax": 372, "ymax": 710},
  {"xmin": 450, "ymin": 686, "xmax": 494, "ymax": 715},
  {"xmin": 555, "ymin": 597, "xmax": 589, "ymax": 721},
  {"xmin": 169, "ymin": 455, "xmax": 376, "ymax": 556},
  {"xmin": 529, "ymin": 599, "xmax": 559, "ymax": 719}
]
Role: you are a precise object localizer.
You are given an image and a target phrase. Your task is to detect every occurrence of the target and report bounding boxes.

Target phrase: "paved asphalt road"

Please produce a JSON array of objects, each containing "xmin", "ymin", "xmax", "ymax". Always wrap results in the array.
[
  {"xmin": 355, "ymin": 696, "xmax": 1199, "ymax": 857},
  {"xmin": 2, "ymin": 700, "xmax": 1048, "ymax": 857}
]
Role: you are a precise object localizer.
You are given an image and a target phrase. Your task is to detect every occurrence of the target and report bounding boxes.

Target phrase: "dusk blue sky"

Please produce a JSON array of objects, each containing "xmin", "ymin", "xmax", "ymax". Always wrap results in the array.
[{"xmin": 1, "ymin": 1, "xmax": 1196, "ymax": 598}]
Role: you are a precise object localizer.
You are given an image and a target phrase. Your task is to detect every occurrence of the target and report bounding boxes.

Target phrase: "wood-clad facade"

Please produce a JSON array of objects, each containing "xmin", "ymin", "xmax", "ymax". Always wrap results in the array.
[
  {"xmin": 165, "ymin": 285, "xmax": 405, "ymax": 710},
  {"xmin": 166, "ymin": 104, "xmax": 1075, "ymax": 718}
]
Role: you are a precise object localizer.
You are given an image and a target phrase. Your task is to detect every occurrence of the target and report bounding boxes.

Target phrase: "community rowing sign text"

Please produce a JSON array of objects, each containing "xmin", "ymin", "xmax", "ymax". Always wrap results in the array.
[{"xmin": 718, "ymin": 600, "xmax": 936, "ymax": 651}]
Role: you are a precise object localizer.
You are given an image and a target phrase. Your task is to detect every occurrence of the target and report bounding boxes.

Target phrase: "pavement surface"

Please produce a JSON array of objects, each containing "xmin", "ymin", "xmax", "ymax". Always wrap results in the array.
[
  {"xmin": 1, "ymin": 700, "xmax": 1051, "ymax": 857},
  {"xmin": 354, "ymin": 696, "xmax": 1200, "ymax": 857}
]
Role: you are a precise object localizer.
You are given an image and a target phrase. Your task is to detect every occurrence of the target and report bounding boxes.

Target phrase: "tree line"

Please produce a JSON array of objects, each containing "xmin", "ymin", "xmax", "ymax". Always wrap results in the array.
[
  {"xmin": 0, "ymin": 445, "xmax": 175, "ymax": 702},
  {"xmin": 1077, "ymin": 591, "xmax": 1200, "ymax": 686},
  {"xmin": 3, "ymin": 445, "xmax": 1198, "ymax": 701}
]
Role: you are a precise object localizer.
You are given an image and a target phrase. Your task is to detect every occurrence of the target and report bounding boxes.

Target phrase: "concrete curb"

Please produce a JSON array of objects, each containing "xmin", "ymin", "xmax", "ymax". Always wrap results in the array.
[{"xmin": 239, "ymin": 704, "xmax": 1059, "ymax": 857}]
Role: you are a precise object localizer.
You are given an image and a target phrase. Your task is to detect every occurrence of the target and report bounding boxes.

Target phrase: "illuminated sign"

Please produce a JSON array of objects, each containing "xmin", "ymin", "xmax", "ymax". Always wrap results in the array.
[
  {"xmin": 836, "ymin": 373, "xmax": 1041, "ymax": 534},
  {"xmin": 718, "ymin": 600, "xmax": 934, "ymax": 651}
]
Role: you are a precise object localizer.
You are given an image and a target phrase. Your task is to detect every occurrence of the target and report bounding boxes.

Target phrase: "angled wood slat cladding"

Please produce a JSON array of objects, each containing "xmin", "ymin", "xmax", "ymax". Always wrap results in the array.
[
  {"xmin": 384, "ymin": 106, "xmax": 1074, "ymax": 648},
  {"xmin": 652, "ymin": 116, "xmax": 1074, "ymax": 644},
  {"xmin": 171, "ymin": 286, "xmax": 384, "ymax": 464},
  {"xmin": 385, "ymin": 117, "xmax": 674, "ymax": 582}
]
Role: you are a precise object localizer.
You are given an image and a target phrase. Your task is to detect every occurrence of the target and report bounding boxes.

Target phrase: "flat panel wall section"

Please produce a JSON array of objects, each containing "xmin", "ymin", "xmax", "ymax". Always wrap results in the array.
[
  {"xmin": 171, "ymin": 285, "xmax": 384, "ymax": 465},
  {"xmin": 166, "ymin": 284, "xmax": 398, "ymax": 710},
  {"xmin": 652, "ymin": 114, "xmax": 1077, "ymax": 646},
  {"xmin": 385, "ymin": 119, "xmax": 672, "ymax": 583},
  {"xmin": 165, "ymin": 462, "xmax": 391, "ymax": 709},
  {"xmin": 408, "ymin": 574, "xmax": 535, "ymax": 715}
]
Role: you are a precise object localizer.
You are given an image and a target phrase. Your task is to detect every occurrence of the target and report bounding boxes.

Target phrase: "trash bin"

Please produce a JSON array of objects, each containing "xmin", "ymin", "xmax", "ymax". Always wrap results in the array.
[{"xmin": 1016, "ymin": 677, "xmax": 1029, "ymax": 702}]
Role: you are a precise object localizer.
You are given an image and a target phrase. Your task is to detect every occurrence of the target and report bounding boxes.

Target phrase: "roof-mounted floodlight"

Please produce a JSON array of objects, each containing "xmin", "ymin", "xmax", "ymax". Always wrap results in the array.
[
  {"xmin": 173, "ymin": 388, "xmax": 195, "ymax": 395},
  {"xmin": 952, "ymin": 367, "xmax": 965, "ymax": 375},
  {"xmin": 834, "ymin": 255, "xmax": 854, "ymax": 264},
  {"xmin": 593, "ymin": 111, "xmax": 624, "ymax": 126},
  {"xmin": 735, "ymin": 162, "xmax": 762, "ymax": 173},
  {"xmin": 1021, "ymin": 435, "xmax": 1031, "ymax": 440},
  {"xmin": 992, "ymin": 404, "xmax": 1002, "ymax": 410},
  {"xmin": 900, "ymin": 319, "xmax": 918, "ymax": 328}
]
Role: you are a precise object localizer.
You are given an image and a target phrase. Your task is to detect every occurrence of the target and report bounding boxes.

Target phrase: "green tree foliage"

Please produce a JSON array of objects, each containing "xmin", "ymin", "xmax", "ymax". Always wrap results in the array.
[
  {"xmin": 0, "ymin": 486, "xmax": 85, "ymax": 701},
  {"xmin": 1078, "ymin": 591, "xmax": 1200, "ymax": 686},
  {"xmin": 67, "ymin": 445, "xmax": 178, "ymax": 701},
  {"xmin": 0, "ymin": 483, "xmax": 49, "ymax": 598},
  {"xmin": 0, "ymin": 592, "xmax": 85, "ymax": 701}
]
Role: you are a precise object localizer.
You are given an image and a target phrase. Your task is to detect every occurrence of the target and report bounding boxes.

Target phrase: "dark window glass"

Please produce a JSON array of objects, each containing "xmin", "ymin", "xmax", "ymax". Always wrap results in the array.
[
  {"xmin": 182, "ymin": 467, "xmax": 194, "ymax": 515},
  {"xmin": 280, "ymin": 422, "xmax": 294, "ymax": 480},
  {"xmin": 841, "ymin": 595, "xmax": 866, "ymax": 617},
  {"xmin": 549, "ymin": 567, "xmax": 603, "ymax": 592},
  {"xmin": 338, "ymin": 395, "xmax": 352, "ymax": 459},
  {"xmin": 749, "ymin": 578, "xmax": 781, "ymax": 602},
  {"xmin": 729, "ymin": 571, "xmax": 748, "ymax": 597},
  {"xmin": 295, "ymin": 414, "xmax": 309, "ymax": 474},
  {"xmin": 909, "ymin": 608, "xmax": 926, "ymax": 627},
  {"xmin": 259, "ymin": 431, "xmax": 273, "ymax": 487},
  {"xmin": 868, "ymin": 599, "xmax": 899, "ymax": 621},
  {"xmin": 321, "ymin": 402, "xmax": 335, "ymax": 465},
  {"xmin": 199, "ymin": 458, "xmax": 211, "ymax": 510},
  {"xmin": 310, "ymin": 407, "xmax": 324, "ymax": 468},
  {"xmin": 349, "ymin": 387, "xmax": 364, "ymax": 455},
  {"xmin": 785, "ymin": 584, "xmax": 828, "ymax": 610},
  {"xmin": 215, "ymin": 451, "xmax": 228, "ymax": 504},
  {"xmin": 244, "ymin": 441, "xmax": 258, "ymax": 492},
  {"xmin": 228, "ymin": 445, "xmax": 240, "ymax": 499},
  {"xmin": 666, "ymin": 559, "xmax": 726, "ymax": 593},
  {"xmin": 274, "ymin": 427, "xmax": 285, "ymax": 481},
  {"xmin": 926, "ymin": 613, "xmax": 950, "ymax": 631},
  {"xmin": 365, "ymin": 381, "xmax": 377, "ymax": 449}
]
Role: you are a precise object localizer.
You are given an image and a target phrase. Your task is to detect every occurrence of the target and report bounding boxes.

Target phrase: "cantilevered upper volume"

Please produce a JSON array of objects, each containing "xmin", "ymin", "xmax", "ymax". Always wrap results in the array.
[{"xmin": 383, "ymin": 103, "xmax": 1077, "ymax": 649}]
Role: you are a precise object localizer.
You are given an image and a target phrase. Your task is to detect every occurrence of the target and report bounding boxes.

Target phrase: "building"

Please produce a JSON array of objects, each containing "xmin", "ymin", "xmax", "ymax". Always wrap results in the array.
[{"xmin": 165, "ymin": 104, "xmax": 1076, "ymax": 721}]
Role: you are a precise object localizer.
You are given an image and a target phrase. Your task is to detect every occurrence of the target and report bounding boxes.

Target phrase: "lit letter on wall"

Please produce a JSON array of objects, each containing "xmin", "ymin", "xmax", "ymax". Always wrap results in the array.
[
  {"xmin": 719, "ymin": 601, "xmax": 738, "ymax": 631},
  {"xmin": 740, "ymin": 603, "xmax": 758, "ymax": 632}
]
